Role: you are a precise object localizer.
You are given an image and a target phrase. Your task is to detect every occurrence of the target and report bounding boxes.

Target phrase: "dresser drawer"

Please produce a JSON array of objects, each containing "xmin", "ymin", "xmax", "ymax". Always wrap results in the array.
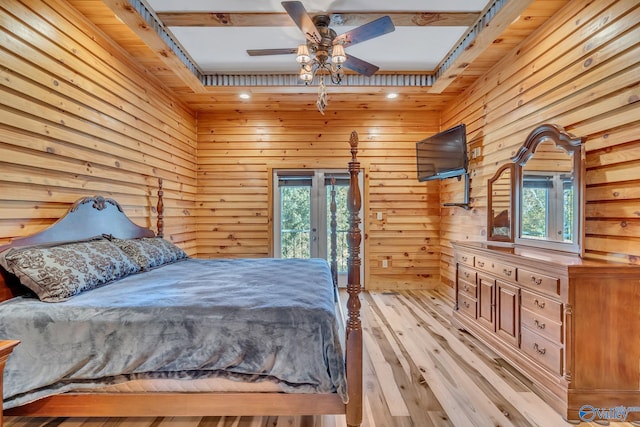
[
  {"xmin": 521, "ymin": 307, "xmax": 562, "ymax": 344},
  {"xmin": 475, "ymin": 256, "xmax": 515, "ymax": 280},
  {"xmin": 493, "ymin": 260, "xmax": 516, "ymax": 280},
  {"xmin": 459, "ymin": 279, "xmax": 477, "ymax": 298},
  {"xmin": 517, "ymin": 267, "xmax": 560, "ymax": 296},
  {"xmin": 521, "ymin": 327, "xmax": 563, "ymax": 375},
  {"xmin": 521, "ymin": 289, "xmax": 562, "ymax": 323},
  {"xmin": 457, "ymin": 292, "xmax": 477, "ymax": 319},
  {"xmin": 474, "ymin": 256, "xmax": 491, "ymax": 272},
  {"xmin": 457, "ymin": 252, "xmax": 475, "ymax": 267},
  {"xmin": 458, "ymin": 265, "xmax": 477, "ymax": 285}
]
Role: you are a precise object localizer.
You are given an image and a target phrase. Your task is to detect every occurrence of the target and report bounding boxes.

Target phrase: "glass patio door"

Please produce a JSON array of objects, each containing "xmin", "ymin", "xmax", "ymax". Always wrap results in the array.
[{"xmin": 273, "ymin": 169, "xmax": 353, "ymax": 286}]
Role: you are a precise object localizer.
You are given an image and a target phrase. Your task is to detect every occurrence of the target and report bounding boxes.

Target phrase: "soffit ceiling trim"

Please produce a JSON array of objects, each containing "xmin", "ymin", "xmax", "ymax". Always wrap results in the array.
[
  {"xmin": 129, "ymin": 0, "xmax": 202, "ymax": 80},
  {"xmin": 202, "ymin": 73, "xmax": 434, "ymax": 87},
  {"xmin": 127, "ymin": 0, "xmax": 500, "ymax": 88},
  {"xmin": 157, "ymin": 12, "xmax": 481, "ymax": 28},
  {"xmin": 434, "ymin": 0, "xmax": 508, "ymax": 81}
]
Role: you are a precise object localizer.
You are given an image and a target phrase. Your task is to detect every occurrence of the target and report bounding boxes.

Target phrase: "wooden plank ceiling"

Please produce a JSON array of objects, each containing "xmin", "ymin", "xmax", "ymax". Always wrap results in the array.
[{"xmin": 67, "ymin": 0, "xmax": 571, "ymax": 112}]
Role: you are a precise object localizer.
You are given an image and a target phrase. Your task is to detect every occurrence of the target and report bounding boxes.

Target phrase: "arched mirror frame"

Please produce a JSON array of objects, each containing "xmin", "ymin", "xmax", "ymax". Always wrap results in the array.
[
  {"xmin": 487, "ymin": 163, "xmax": 516, "ymax": 242},
  {"xmin": 511, "ymin": 124, "xmax": 586, "ymax": 255}
]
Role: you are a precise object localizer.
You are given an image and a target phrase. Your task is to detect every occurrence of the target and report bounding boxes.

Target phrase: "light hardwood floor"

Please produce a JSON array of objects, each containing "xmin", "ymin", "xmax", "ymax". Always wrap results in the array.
[{"xmin": 5, "ymin": 290, "xmax": 638, "ymax": 427}]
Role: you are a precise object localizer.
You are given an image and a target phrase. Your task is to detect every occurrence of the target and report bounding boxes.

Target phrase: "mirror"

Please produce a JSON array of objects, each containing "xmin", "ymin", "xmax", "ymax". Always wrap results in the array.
[
  {"xmin": 512, "ymin": 124, "xmax": 586, "ymax": 254},
  {"xmin": 487, "ymin": 163, "xmax": 515, "ymax": 242}
]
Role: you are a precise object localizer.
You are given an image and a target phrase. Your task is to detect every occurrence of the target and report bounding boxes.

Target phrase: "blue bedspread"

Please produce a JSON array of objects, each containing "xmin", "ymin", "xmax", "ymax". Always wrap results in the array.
[{"xmin": 0, "ymin": 258, "xmax": 346, "ymax": 408}]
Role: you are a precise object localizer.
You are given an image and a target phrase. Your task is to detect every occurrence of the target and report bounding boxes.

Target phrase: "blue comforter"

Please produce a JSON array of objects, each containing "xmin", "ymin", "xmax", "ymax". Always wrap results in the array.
[{"xmin": 0, "ymin": 258, "xmax": 346, "ymax": 408}]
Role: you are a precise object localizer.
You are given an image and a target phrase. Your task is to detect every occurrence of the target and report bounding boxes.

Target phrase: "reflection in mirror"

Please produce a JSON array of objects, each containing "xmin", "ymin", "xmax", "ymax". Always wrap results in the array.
[
  {"xmin": 521, "ymin": 140, "xmax": 574, "ymax": 242},
  {"xmin": 512, "ymin": 124, "xmax": 586, "ymax": 254},
  {"xmin": 487, "ymin": 164, "xmax": 515, "ymax": 242}
]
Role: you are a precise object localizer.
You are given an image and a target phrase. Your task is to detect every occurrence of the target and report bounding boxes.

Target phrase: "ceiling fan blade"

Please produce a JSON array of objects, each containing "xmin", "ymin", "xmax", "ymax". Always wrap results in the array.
[
  {"xmin": 343, "ymin": 55, "xmax": 379, "ymax": 77},
  {"xmin": 335, "ymin": 16, "xmax": 395, "ymax": 47},
  {"xmin": 281, "ymin": 1, "xmax": 321, "ymax": 44},
  {"xmin": 247, "ymin": 48, "xmax": 297, "ymax": 56}
]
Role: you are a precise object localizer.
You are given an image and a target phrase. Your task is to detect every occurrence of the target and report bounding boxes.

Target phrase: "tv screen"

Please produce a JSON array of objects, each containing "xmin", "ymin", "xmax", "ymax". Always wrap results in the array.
[{"xmin": 416, "ymin": 124, "xmax": 468, "ymax": 182}]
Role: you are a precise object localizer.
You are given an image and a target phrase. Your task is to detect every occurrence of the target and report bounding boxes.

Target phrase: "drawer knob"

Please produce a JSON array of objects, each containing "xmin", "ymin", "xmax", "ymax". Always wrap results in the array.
[
  {"xmin": 531, "ymin": 276, "xmax": 543, "ymax": 285},
  {"xmin": 534, "ymin": 299, "xmax": 546, "ymax": 309},
  {"xmin": 462, "ymin": 300, "xmax": 470, "ymax": 308},
  {"xmin": 534, "ymin": 343, "xmax": 546, "ymax": 355},
  {"xmin": 477, "ymin": 261, "xmax": 485, "ymax": 267},
  {"xmin": 534, "ymin": 320, "xmax": 546, "ymax": 330},
  {"xmin": 463, "ymin": 284, "xmax": 469, "ymax": 292},
  {"xmin": 503, "ymin": 268, "xmax": 513, "ymax": 277},
  {"xmin": 461, "ymin": 256, "xmax": 468, "ymax": 262},
  {"xmin": 464, "ymin": 272, "xmax": 470, "ymax": 278}
]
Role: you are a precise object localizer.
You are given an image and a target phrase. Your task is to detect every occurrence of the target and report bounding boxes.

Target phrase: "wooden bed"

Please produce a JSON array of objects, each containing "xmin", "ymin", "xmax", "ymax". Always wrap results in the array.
[{"xmin": 0, "ymin": 133, "xmax": 363, "ymax": 426}]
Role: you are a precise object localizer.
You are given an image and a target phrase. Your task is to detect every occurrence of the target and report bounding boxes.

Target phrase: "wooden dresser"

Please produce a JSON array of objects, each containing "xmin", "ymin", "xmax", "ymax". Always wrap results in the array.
[{"xmin": 452, "ymin": 241, "xmax": 640, "ymax": 422}]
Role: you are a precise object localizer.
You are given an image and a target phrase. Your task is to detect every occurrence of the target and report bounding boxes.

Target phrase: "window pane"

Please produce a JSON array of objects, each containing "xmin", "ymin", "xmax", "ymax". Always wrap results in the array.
[
  {"xmin": 563, "ymin": 179, "xmax": 574, "ymax": 242},
  {"xmin": 521, "ymin": 187, "xmax": 548, "ymax": 238},
  {"xmin": 280, "ymin": 186, "xmax": 310, "ymax": 258}
]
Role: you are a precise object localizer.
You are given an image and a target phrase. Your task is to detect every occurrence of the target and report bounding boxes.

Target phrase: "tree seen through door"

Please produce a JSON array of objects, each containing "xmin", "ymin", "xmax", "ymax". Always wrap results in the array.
[{"xmin": 278, "ymin": 173, "xmax": 349, "ymax": 276}]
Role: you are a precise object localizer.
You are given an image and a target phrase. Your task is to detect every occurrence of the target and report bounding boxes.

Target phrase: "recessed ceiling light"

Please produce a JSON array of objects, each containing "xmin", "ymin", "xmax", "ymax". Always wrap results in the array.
[
  {"xmin": 386, "ymin": 93, "xmax": 398, "ymax": 99},
  {"xmin": 239, "ymin": 93, "xmax": 251, "ymax": 99}
]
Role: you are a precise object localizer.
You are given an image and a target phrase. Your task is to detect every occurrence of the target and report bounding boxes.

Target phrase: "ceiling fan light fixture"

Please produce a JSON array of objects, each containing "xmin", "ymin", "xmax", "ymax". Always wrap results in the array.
[
  {"xmin": 299, "ymin": 64, "xmax": 314, "ymax": 82},
  {"xmin": 296, "ymin": 44, "xmax": 311, "ymax": 64},
  {"xmin": 331, "ymin": 44, "xmax": 346, "ymax": 64},
  {"xmin": 245, "ymin": 2, "xmax": 396, "ymax": 111}
]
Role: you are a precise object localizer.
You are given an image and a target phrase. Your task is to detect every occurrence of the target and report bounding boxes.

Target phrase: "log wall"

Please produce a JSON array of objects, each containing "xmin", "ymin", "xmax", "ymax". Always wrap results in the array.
[
  {"xmin": 2, "ymin": 0, "xmax": 637, "ymax": 292},
  {"xmin": 0, "ymin": 0, "xmax": 198, "ymax": 252},
  {"xmin": 440, "ymin": 0, "xmax": 640, "ymax": 294},
  {"xmin": 196, "ymin": 110, "xmax": 442, "ymax": 289}
]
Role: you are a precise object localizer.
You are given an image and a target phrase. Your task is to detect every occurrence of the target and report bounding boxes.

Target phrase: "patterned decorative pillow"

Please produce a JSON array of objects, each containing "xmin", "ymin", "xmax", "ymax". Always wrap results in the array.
[
  {"xmin": 110, "ymin": 237, "xmax": 188, "ymax": 271},
  {"xmin": 0, "ymin": 238, "xmax": 140, "ymax": 302}
]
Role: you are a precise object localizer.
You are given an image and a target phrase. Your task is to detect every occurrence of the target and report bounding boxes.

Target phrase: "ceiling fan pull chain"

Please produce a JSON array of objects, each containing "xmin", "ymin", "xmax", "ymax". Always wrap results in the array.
[{"xmin": 317, "ymin": 76, "xmax": 327, "ymax": 115}]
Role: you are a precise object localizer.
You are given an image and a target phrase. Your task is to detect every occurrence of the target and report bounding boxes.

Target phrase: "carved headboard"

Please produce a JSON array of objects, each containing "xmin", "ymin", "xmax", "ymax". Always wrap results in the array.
[{"xmin": 0, "ymin": 182, "xmax": 165, "ymax": 302}]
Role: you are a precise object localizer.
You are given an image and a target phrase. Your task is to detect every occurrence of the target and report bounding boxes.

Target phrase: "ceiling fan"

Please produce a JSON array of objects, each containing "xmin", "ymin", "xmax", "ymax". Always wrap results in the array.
[{"xmin": 247, "ymin": 1, "xmax": 395, "ymax": 83}]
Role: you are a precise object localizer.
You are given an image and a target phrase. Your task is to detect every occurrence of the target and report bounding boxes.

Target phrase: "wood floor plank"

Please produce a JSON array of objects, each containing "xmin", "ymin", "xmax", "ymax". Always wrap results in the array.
[
  {"xmin": 5, "ymin": 290, "xmax": 638, "ymax": 427},
  {"xmin": 406, "ymin": 290, "xmax": 533, "ymax": 396},
  {"xmin": 418, "ymin": 290, "xmax": 580, "ymax": 425},
  {"xmin": 369, "ymin": 291, "xmax": 515, "ymax": 427},
  {"xmin": 155, "ymin": 418, "xmax": 203, "ymax": 427},
  {"xmin": 362, "ymin": 313, "xmax": 410, "ymax": 416},
  {"xmin": 363, "ymin": 294, "xmax": 412, "ymax": 378},
  {"xmin": 397, "ymin": 290, "xmax": 568, "ymax": 426},
  {"xmin": 362, "ymin": 294, "xmax": 443, "ymax": 426}
]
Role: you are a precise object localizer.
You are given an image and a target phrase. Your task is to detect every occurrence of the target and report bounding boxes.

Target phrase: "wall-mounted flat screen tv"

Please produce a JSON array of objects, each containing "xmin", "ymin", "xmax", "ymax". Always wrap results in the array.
[{"xmin": 416, "ymin": 124, "xmax": 468, "ymax": 182}]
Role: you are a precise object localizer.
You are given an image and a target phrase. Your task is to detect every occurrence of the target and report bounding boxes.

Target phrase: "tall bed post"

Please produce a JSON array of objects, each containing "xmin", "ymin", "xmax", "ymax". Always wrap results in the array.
[
  {"xmin": 156, "ymin": 178, "xmax": 164, "ymax": 238},
  {"xmin": 330, "ymin": 176, "xmax": 338, "ymax": 286},
  {"xmin": 346, "ymin": 131, "xmax": 362, "ymax": 427}
]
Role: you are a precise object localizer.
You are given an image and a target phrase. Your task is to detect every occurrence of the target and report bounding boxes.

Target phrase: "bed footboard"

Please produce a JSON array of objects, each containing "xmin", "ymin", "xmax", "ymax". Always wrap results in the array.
[{"xmin": 0, "ymin": 341, "xmax": 19, "ymax": 427}]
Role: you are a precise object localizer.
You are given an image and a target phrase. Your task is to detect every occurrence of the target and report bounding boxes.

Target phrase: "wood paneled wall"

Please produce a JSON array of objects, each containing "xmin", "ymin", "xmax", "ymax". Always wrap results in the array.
[
  {"xmin": 196, "ymin": 109, "xmax": 441, "ymax": 289},
  {"xmin": 0, "ymin": 0, "xmax": 197, "ymax": 252},
  {"xmin": 3, "ymin": 0, "xmax": 636, "ymax": 293},
  {"xmin": 440, "ymin": 0, "xmax": 640, "ymax": 294}
]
